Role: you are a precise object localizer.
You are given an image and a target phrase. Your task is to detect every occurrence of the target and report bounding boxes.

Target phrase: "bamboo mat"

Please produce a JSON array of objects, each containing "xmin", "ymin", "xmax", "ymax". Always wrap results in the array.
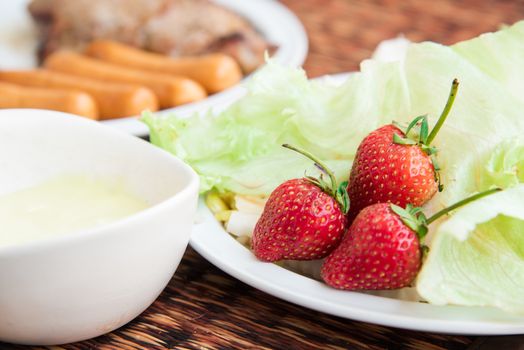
[
  {"xmin": 3, "ymin": 0, "xmax": 524, "ymax": 349},
  {"xmin": 291, "ymin": 0, "xmax": 524, "ymax": 77}
]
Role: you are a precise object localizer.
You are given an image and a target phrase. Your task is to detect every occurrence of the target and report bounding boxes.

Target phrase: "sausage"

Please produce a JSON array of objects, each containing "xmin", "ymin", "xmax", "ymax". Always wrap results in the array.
[
  {"xmin": 0, "ymin": 81, "xmax": 99, "ymax": 119},
  {"xmin": 44, "ymin": 51, "xmax": 207, "ymax": 109},
  {"xmin": 86, "ymin": 40, "xmax": 243, "ymax": 94},
  {"xmin": 0, "ymin": 70, "xmax": 158, "ymax": 120}
]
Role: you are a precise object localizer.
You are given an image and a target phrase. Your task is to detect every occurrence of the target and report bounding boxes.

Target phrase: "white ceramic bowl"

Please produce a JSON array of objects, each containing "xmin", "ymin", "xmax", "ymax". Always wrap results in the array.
[{"xmin": 0, "ymin": 109, "xmax": 199, "ymax": 345}]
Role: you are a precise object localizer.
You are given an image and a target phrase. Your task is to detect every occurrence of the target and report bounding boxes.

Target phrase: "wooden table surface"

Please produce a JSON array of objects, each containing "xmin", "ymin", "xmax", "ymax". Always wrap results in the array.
[{"xmin": 4, "ymin": 0, "xmax": 524, "ymax": 349}]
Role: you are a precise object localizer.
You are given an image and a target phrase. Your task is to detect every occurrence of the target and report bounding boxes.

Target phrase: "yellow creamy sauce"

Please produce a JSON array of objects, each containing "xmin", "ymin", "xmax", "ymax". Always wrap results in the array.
[{"xmin": 0, "ymin": 175, "xmax": 149, "ymax": 247}]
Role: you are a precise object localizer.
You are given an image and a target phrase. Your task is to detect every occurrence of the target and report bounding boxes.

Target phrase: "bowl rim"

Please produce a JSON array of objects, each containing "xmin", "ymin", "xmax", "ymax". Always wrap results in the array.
[{"xmin": 0, "ymin": 108, "xmax": 200, "ymax": 257}]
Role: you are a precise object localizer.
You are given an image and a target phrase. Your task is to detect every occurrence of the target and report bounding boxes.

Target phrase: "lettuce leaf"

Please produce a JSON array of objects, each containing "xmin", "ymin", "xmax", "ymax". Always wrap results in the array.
[
  {"xmin": 417, "ymin": 186, "xmax": 524, "ymax": 313},
  {"xmin": 144, "ymin": 60, "xmax": 410, "ymax": 194},
  {"xmin": 452, "ymin": 21, "xmax": 524, "ymax": 102}
]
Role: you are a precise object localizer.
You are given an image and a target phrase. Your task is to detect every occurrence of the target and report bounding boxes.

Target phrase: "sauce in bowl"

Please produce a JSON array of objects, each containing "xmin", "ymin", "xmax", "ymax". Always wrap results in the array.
[{"xmin": 0, "ymin": 175, "xmax": 149, "ymax": 247}]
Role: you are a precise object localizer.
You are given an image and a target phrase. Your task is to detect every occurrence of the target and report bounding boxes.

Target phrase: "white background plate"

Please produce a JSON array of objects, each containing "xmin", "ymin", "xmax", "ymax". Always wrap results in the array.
[{"xmin": 0, "ymin": 0, "xmax": 308, "ymax": 136}]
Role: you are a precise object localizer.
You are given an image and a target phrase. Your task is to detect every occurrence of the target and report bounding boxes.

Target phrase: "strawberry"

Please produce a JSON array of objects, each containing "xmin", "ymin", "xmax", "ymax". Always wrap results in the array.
[
  {"xmin": 252, "ymin": 144, "xmax": 349, "ymax": 262},
  {"xmin": 321, "ymin": 188, "xmax": 500, "ymax": 290},
  {"xmin": 347, "ymin": 79, "xmax": 459, "ymax": 221},
  {"xmin": 322, "ymin": 203, "xmax": 422, "ymax": 290}
]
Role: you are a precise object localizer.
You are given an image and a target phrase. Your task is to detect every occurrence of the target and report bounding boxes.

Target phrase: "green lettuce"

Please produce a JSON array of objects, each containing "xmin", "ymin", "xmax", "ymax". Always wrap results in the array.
[
  {"xmin": 452, "ymin": 21, "xmax": 524, "ymax": 102},
  {"xmin": 417, "ymin": 185, "xmax": 524, "ymax": 313},
  {"xmin": 144, "ymin": 21, "xmax": 524, "ymax": 312},
  {"xmin": 143, "ymin": 60, "xmax": 410, "ymax": 194}
]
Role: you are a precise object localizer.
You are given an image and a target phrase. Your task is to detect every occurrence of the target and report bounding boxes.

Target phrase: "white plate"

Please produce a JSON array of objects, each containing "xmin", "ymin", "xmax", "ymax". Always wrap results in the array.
[
  {"xmin": 188, "ymin": 72, "xmax": 524, "ymax": 335},
  {"xmin": 190, "ymin": 198, "xmax": 524, "ymax": 335},
  {"xmin": 0, "ymin": 0, "xmax": 308, "ymax": 136}
]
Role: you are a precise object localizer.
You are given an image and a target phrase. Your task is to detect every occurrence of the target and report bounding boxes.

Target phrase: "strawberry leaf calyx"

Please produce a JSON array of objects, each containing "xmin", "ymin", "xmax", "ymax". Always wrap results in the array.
[
  {"xmin": 392, "ymin": 133, "xmax": 417, "ymax": 146},
  {"xmin": 283, "ymin": 144, "xmax": 350, "ymax": 214},
  {"xmin": 336, "ymin": 181, "xmax": 350, "ymax": 214},
  {"xmin": 393, "ymin": 116, "xmax": 439, "ymax": 157},
  {"xmin": 390, "ymin": 203, "xmax": 428, "ymax": 240},
  {"xmin": 392, "ymin": 115, "xmax": 435, "ymax": 153},
  {"xmin": 406, "ymin": 114, "xmax": 430, "ymax": 144}
]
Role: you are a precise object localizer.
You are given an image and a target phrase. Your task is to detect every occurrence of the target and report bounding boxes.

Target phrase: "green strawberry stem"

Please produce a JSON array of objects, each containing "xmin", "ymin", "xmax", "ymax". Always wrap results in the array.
[
  {"xmin": 392, "ymin": 188, "xmax": 501, "ymax": 239},
  {"xmin": 282, "ymin": 143, "xmax": 349, "ymax": 213},
  {"xmin": 426, "ymin": 79, "xmax": 459, "ymax": 146},
  {"xmin": 426, "ymin": 187, "xmax": 501, "ymax": 224},
  {"xmin": 283, "ymin": 144, "xmax": 337, "ymax": 189}
]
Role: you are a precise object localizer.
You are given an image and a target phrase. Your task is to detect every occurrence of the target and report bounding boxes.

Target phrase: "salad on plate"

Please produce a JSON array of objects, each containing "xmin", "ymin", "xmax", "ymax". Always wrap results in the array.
[{"xmin": 143, "ymin": 20, "xmax": 524, "ymax": 315}]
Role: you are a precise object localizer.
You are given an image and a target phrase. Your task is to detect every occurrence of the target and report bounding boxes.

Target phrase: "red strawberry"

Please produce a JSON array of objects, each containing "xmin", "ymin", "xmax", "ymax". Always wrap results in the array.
[
  {"xmin": 321, "ymin": 188, "xmax": 500, "ymax": 291},
  {"xmin": 347, "ymin": 79, "xmax": 459, "ymax": 221},
  {"xmin": 252, "ymin": 144, "xmax": 349, "ymax": 262},
  {"xmin": 347, "ymin": 124, "xmax": 438, "ymax": 221},
  {"xmin": 322, "ymin": 203, "xmax": 421, "ymax": 290}
]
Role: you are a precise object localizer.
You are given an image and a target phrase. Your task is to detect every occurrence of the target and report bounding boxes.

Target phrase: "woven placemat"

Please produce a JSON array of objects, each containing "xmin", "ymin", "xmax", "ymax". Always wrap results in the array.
[
  {"xmin": 287, "ymin": 0, "xmax": 524, "ymax": 77},
  {"xmin": 3, "ymin": 0, "xmax": 524, "ymax": 349}
]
